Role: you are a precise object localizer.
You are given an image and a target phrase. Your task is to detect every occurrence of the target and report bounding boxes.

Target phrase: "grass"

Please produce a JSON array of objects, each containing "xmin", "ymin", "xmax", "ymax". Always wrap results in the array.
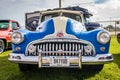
[{"xmin": 0, "ymin": 36, "xmax": 120, "ymax": 80}]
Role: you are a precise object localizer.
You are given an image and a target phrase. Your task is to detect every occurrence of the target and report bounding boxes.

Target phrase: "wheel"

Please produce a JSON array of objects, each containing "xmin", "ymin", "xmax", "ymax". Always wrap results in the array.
[
  {"xmin": 117, "ymin": 33, "xmax": 120, "ymax": 43},
  {"xmin": 82, "ymin": 64, "xmax": 104, "ymax": 72},
  {"xmin": 19, "ymin": 64, "xmax": 38, "ymax": 72},
  {"xmin": 19, "ymin": 64, "xmax": 28, "ymax": 72},
  {"xmin": 91, "ymin": 65, "xmax": 104, "ymax": 71},
  {"xmin": 0, "ymin": 39, "xmax": 5, "ymax": 54}
]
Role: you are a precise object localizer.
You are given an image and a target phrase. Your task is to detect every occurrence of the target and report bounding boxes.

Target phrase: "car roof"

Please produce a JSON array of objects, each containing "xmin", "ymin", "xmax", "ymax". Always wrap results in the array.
[
  {"xmin": 0, "ymin": 20, "xmax": 17, "ymax": 22},
  {"xmin": 27, "ymin": 6, "xmax": 92, "ymax": 16}
]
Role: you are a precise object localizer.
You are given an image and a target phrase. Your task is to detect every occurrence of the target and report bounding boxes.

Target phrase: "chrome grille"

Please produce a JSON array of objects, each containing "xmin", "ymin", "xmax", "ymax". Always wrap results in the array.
[{"xmin": 26, "ymin": 38, "xmax": 95, "ymax": 56}]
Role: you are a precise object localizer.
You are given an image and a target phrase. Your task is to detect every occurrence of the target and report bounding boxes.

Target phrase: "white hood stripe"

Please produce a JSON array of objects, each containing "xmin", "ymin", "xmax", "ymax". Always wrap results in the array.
[{"xmin": 53, "ymin": 17, "xmax": 68, "ymax": 35}]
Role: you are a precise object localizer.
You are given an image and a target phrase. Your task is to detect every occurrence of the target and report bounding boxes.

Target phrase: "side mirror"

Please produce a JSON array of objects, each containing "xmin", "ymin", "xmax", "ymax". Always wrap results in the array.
[{"xmin": 13, "ymin": 26, "xmax": 20, "ymax": 30}]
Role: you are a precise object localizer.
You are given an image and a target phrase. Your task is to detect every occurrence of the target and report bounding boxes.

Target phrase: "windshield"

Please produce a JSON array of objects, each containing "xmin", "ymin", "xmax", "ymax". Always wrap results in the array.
[
  {"xmin": 41, "ymin": 12, "xmax": 82, "ymax": 22},
  {"xmin": 41, "ymin": 13, "xmax": 59, "ymax": 22},
  {"xmin": 0, "ymin": 21, "xmax": 9, "ymax": 30}
]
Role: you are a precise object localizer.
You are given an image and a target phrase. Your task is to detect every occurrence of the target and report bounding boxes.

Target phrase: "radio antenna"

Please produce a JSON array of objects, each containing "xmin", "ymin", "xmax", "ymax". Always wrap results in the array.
[{"xmin": 59, "ymin": 0, "xmax": 61, "ymax": 8}]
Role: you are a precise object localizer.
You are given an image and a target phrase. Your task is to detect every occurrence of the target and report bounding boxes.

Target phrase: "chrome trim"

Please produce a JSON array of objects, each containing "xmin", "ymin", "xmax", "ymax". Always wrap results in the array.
[
  {"xmin": 38, "ymin": 53, "xmax": 42, "ymax": 68},
  {"xmin": 8, "ymin": 53, "xmax": 113, "ymax": 66},
  {"xmin": 69, "ymin": 43, "xmax": 71, "ymax": 51},
  {"xmin": 73, "ymin": 43, "xmax": 74, "ymax": 51},
  {"xmin": 11, "ymin": 31, "xmax": 24, "ymax": 44},
  {"xmin": 97, "ymin": 30, "xmax": 110, "ymax": 44},
  {"xmin": 25, "ymin": 38, "xmax": 95, "ymax": 56},
  {"xmin": 56, "ymin": 43, "xmax": 58, "ymax": 51},
  {"xmin": 43, "ymin": 44, "xmax": 45, "ymax": 51},
  {"xmin": 76, "ymin": 44, "xmax": 77, "ymax": 51},
  {"xmin": 78, "ymin": 50, "xmax": 82, "ymax": 68}
]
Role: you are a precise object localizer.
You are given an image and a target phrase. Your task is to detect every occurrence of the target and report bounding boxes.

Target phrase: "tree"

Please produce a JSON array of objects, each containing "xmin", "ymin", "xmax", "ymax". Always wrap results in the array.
[{"xmin": 104, "ymin": 25, "xmax": 114, "ymax": 31}]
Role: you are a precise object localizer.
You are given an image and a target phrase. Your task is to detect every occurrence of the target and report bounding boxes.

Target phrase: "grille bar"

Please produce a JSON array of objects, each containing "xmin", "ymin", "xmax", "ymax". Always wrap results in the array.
[
  {"xmin": 37, "ymin": 42, "xmax": 86, "ymax": 52},
  {"xmin": 26, "ymin": 39, "xmax": 95, "ymax": 56}
]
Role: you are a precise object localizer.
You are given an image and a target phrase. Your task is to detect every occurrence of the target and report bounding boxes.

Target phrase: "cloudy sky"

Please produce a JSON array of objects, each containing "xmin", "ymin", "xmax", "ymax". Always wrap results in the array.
[{"xmin": 0, "ymin": 0, "xmax": 120, "ymax": 26}]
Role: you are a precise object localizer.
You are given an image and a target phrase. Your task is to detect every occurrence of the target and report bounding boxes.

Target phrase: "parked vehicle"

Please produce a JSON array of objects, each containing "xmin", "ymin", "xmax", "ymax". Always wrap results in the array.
[
  {"xmin": 117, "ymin": 33, "xmax": 120, "ymax": 43},
  {"xmin": 8, "ymin": 7, "xmax": 113, "ymax": 72},
  {"xmin": 0, "ymin": 20, "xmax": 20, "ymax": 53},
  {"xmin": 85, "ymin": 22, "xmax": 101, "ymax": 31},
  {"xmin": 25, "ymin": 6, "xmax": 93, "ymax": 31}
]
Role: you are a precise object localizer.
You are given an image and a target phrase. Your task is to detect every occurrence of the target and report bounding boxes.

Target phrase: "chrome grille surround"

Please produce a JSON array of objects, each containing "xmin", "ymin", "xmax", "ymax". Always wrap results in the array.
[{"xmin": 25, "ymin": 38, "xmax": 95, "ymax": 56}]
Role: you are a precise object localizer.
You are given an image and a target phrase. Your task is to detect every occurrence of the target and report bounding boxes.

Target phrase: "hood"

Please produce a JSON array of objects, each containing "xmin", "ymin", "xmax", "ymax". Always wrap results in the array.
[{"xmin": 36, "ymin": 16, "xmax": 86, "ymax": 39}]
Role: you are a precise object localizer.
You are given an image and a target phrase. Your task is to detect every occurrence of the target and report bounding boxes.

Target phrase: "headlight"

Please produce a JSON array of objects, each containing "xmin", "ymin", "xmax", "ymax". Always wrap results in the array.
[
  {"xmin": 97, "ymin": 31, "xmax": 110, "ymax": 44},
  {"xmin": 11, "ymin": 32, "xmax": 24, "ymax": 44}
]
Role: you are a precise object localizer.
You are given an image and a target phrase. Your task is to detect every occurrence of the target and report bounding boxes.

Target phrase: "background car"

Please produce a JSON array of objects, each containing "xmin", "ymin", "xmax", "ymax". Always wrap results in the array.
[
  {"xmin": 25, "ymin": 6, "xmax": 93, "ymax": 31},
  {"xmin": 117, "ymin": 33, "xmax": 120, "ymax": 43},
  {"xmin": 0, "ymin": 20, "xmax": 20, "ymax": 53}
]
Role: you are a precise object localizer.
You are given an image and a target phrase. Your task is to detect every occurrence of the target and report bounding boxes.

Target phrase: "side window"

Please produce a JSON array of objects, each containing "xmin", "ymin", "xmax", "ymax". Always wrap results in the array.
[
  {"xmin": 12, "ymin": 22, "xmax": 19, "ymax": 30},
  {"xmin": 76, "ymin": 16, "xmax": 82, "ymax": 22}
]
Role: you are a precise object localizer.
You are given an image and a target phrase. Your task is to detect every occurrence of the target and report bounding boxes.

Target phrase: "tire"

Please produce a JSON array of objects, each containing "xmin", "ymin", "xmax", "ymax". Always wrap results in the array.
[
  {"xmin": 117, "ymin": 33, "xmax": 120, "ymax": 43},
  {"xmin": 0, "ymin": 39, "xmax": 5, "ymax": 54},
  {"xmin": 82, "ymin": 64, "xmax": 104, "ymax": 72},
  {"xmin": 19, "ymin": 64, "xmax": 38, "ymax": 72},
  {"xmin": 91, "ymin": 65, "xmax": 104, "ymax": 71}
]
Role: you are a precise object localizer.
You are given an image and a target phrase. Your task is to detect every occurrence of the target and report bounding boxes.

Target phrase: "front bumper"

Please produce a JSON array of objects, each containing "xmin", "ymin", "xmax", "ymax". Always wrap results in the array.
[{"xmin": 8, "ymin": 53, "xmax": 113, "ymax": 68}]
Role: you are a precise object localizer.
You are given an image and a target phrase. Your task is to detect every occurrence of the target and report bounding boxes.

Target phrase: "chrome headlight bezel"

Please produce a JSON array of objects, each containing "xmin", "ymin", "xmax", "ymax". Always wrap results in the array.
[
  {"xmin": 84, "ymin": 45, "xmax": 93, "ymax": 53},
  {"xmin": 11, "ymin": 31, "xmax": 24, "ymax": 44},
  {"xmin": 97, "ymin": 31, "xmax": 110, "ymax": 44},
  {"xmin": 27, "ymin": 44, "xmax": 36, "ymax": 53}
]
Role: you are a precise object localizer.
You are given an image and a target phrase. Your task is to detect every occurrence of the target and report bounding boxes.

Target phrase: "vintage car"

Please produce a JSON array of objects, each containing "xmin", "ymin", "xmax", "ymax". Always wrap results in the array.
[
  {"xmin": 8, "ymin": 9, "xmax": 113, "ymax": 71},
  {"xmin": 117, "ymin": 33, "xmax": 120, "ymax": 43},
  {"xmin": 0, "ymin": 20, "xmax": 20, "ymax": 53}
]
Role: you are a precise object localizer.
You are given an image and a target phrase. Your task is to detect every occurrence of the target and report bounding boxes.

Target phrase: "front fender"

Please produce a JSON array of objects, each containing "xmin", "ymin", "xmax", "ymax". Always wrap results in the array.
[
  {"xmin": 79, "ymin": 29, "xmax": 110, "ymax": 54},
  {"xmin": 12, "ymin": 19, "xmax": 55, "ymax": 53}
]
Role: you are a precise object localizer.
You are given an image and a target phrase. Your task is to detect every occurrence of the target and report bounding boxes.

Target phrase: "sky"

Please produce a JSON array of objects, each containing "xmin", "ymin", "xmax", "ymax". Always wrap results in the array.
[{"xmin": 0, "ymin": 0, "xmax": 120, "ymax": 26}]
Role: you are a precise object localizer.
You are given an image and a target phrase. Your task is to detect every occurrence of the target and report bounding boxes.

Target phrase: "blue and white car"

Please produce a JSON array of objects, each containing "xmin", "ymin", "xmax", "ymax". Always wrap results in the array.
[{"xmin": 8, "ymin": 9, "xmax": 113, "ymax": 71}]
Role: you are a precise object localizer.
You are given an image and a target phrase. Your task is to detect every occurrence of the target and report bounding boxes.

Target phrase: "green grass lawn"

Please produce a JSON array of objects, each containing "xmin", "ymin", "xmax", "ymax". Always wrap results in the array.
[{"xmin": 0, "ymin": 36, "xmax": 120, "ymax": 80}]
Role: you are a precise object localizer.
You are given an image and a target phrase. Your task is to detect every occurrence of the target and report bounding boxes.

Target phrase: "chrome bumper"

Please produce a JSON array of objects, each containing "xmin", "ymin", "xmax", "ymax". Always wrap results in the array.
[{"xmin": 8, "ymin": 53, "xmax": 113, "ymax": 68}]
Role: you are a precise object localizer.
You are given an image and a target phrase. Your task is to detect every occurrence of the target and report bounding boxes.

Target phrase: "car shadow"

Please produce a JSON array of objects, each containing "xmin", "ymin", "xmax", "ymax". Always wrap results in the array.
[
  {"xmin": 18, "ymin": 67, "xmax": 101, "ymax": 80},
  {"xmin": 113, "ymin": 53, "xmax": 120, "ymax": 69}
]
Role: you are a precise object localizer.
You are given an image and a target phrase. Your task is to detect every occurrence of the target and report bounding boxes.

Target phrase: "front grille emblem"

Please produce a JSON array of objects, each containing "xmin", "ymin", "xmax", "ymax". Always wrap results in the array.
[
  {"xmin": 57, "ymin": 32, "xmax": 64, "ymax": 38},
  {"xmin": 58, "ymin": 49, "xmax": 63, "ymax": 53}
]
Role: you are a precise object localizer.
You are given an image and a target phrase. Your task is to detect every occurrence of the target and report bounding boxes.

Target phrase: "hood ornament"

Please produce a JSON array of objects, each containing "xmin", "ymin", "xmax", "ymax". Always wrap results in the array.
[{"xmin": 57, "ymin": 32, "xmax": 64, "ymax": 38}]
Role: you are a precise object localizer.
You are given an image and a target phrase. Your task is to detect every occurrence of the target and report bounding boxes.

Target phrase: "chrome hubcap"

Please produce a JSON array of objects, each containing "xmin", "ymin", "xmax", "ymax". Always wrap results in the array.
[{"xmin": 0, "ymin": 40, "xmax": 4, "ymax": 53}]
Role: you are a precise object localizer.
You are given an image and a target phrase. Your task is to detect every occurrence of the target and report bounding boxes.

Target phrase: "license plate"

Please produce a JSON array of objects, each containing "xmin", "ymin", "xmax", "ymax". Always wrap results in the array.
[{"xmin": 50, "ymin": 56, "xmax": 69, "ymax": 67}]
